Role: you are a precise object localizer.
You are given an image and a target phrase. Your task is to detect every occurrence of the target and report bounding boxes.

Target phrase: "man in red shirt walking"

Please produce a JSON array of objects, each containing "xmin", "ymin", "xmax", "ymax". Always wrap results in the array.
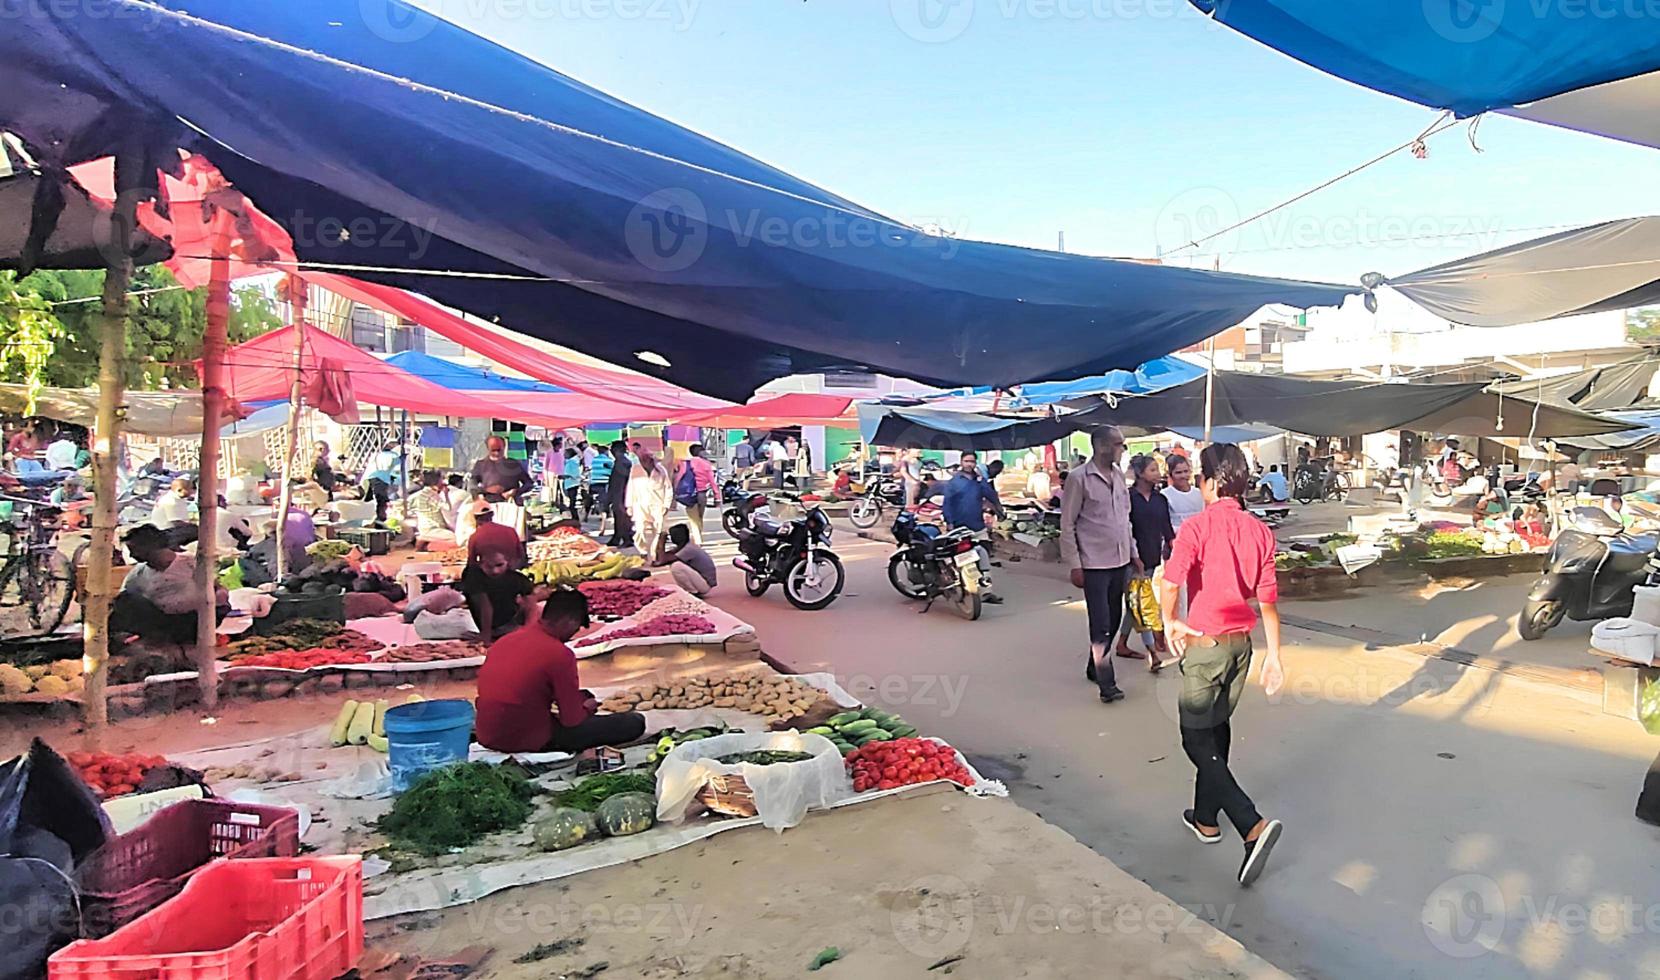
[
  {"xmin": 1159, "ymin": 443, "xmax": 1286, "ymax": 887},
  {"xmin": 475, "ymin": 590, "xmax": 646, "ymax": 754}
]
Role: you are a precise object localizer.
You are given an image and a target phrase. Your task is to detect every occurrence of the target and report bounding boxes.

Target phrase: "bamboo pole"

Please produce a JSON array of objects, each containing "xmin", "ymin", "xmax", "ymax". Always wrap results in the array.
[
  {"xmin": 191, "ymin": 240, "xmax": 230, "ymax": 710},
  {"xmin": 1203, "ymin": 336, "xmax": 1217, "ymax": 444},
  {"xmin": 273, "ymin": 279, "xmax": 308, "ymax": 580},
  {"xmin": 83, "ymin": 148, "xmax": 143, "ymax": 731}
]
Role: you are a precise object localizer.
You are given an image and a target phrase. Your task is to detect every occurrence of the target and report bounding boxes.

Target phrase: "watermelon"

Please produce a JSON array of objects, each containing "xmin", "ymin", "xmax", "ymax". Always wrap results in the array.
[
  {"xmin": 595, "ymin": 792, "xmax": 657, "ymax": 836},
  {"xmin": 534, "ymin": 807, "xmax": 600, "ymax": 851}
]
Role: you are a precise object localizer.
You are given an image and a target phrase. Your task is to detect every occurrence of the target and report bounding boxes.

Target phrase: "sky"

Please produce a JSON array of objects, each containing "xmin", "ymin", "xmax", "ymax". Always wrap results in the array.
[{"xmin": 422, "ymin": 0, "xmax": 1660, "ymax": 288}]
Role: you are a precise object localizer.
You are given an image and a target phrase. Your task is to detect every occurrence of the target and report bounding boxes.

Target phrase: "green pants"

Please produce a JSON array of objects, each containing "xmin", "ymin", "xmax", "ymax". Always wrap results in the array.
[
  {"xmin": 1178, "ymin": 632, "xmax": 1263, "ymax": 837},
  {"xmin": 1178, "ymin": 633, "xmax": 1254, "ymax": 730}
]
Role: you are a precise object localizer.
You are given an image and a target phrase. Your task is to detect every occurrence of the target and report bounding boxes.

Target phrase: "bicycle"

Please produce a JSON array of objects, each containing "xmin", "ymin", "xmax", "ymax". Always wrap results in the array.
[{"xmin": 0, "ymin": 493, "xmax": 83, "ymax": 636}]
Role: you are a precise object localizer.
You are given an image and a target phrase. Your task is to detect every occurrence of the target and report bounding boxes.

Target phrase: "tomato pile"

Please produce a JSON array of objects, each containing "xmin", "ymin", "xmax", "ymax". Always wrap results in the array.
[
  {"xmin": 845, "ymin": 738, "xmax": 973, "ymax": 793},
  {"xmin": 68, "ymin": 752, "xmax": 168, "ymax": 798},
  {"xmin": 575, "ymin": 614, "xmax": 717, "ymax": 647},
  {"xmin": 227, "ymin": 649, "xmax": 376, "ymax": 670},
  {"xmin": 577, "ymin": 580, "xmax": 670, "ymax": 618}
]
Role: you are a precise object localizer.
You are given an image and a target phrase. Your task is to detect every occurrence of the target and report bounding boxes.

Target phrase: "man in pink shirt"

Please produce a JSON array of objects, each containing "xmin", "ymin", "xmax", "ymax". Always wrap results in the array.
[
  {"xmin": 1159, "ymin": 443, "xmax": 1286, "ymax": 887},
  {"xmin": 676, "ymin": 443, "xmax": 720, "ymax": 545},
  {"xmin": 1061, "ymin": 427, "xmax": 1135, "ymax": 703}
]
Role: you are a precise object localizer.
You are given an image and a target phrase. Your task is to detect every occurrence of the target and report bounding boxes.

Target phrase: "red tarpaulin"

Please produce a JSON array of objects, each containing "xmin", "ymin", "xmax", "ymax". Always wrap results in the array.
[
  {"xmin": 75, "ymin": 157, "xmax": 729, "ymax": 421},
  {"xmin": 673, "ymin": 393, "xmax": 857, "ymax": 429},
  {"xmin": 218, "ymin": 324, "xmax": 583, "ymax": 425},
  {"xmin": 299, "ymin": 272, "xmax": 728, "ymax": 415}
]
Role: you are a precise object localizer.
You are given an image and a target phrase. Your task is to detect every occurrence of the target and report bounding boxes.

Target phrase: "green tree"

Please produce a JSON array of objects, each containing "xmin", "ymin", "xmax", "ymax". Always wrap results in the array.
[
  {"xmin": 1627, "ymin": 307, "xmax": 1660, "ymax": 344},
  {"xmin": 0, "ymin": 266, "xmax": 282, "ymax": 390}
]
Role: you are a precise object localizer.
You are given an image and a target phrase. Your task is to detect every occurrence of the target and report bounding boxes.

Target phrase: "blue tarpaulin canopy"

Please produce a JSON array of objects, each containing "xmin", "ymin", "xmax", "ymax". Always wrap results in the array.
[
  {"xmin": 0, "ymin": 0, "xmax": 1359, "ymax": 401},
  {"xmin": 1012, "ymin": 355, "xmax": 1207, "ymax": 406},
  {"xmin": 1192, "ymin": 0, "xmax": 1660, "ymax": 148},
  {"xmin": 383, "ymin": 351, "xmax": 569, "ymax": 394}
]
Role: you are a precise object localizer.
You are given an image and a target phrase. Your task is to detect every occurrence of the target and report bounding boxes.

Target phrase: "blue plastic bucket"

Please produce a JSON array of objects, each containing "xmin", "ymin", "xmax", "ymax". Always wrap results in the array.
[{"xmin": 383, "ymin": 699, "xmax": 475, "ymax": 792}]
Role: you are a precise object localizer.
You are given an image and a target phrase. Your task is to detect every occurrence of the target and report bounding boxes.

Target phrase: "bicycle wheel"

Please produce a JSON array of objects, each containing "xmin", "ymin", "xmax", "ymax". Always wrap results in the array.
[
  {"xmin": 0, "ymin": 554, "xmax": 34, "ymax": 637},
  {"xmin": 24, "ymin": 549, "xmax": 75, "ymax": 633}
]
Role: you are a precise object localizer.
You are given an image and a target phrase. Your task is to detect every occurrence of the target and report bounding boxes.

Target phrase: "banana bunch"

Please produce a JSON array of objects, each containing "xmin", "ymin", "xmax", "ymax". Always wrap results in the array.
[{"xmin": 527, "ymin": 553, "xmax": 644, "ymax": 586}]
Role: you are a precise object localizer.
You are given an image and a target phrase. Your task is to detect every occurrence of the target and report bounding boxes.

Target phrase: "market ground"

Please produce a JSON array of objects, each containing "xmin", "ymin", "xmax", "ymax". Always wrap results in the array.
[{"xmin": 707, "ymin": 527, "xmax": 1660, "ymax": 980}]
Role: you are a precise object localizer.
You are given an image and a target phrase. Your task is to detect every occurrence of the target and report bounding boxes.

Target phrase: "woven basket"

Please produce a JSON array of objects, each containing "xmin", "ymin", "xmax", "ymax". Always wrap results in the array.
[{"xmin": 696, "ymin": 772, "xmax": 757, "ymax": 818}]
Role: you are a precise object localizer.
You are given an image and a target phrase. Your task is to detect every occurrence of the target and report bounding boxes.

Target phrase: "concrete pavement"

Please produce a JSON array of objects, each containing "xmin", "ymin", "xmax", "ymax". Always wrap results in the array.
[{"xmin": 696, "ymin": 530, "xmax": 1660, "ymax": 979}]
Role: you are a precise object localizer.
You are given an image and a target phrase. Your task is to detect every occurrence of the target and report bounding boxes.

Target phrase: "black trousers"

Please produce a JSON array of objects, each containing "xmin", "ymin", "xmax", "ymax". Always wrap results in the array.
[
  {"xmin": 1639, "ymin": 747, "xmax": 1660, "ymax": 826},
  {"xmin": 367, "ymin": 478, "xmax": 391, "ymax": 522},
  {"xmin": 544, "ymin": 712, "xmax": 647, "ymax": 753},
  {"xmin": 1178, "ymin": 633, "xmax": 1264, "ymax": 838},
  {"xmin": 1082, "ymin": 565, "xmax": 1129, "ymax": 696}
]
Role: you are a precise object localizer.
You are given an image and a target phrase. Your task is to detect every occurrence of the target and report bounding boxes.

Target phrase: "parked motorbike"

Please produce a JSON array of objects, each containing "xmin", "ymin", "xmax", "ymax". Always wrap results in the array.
[
  {"xmin": 887, "ymin": 511, "xmax": 987, "ymax": 620},
  {"xmin": 732, "ymin": 501, "xmax": 846, "ymax": 610},
  {"xmin": 1518, "ymin": 506, "xmax": 1660, "ymax": 640},
  {"xmin": 1292, "ymin": 456, "xmax": 1348, "ymax": 504},
  {"xmin": 848, "ymin": 473, "xmax": 906, "ymax": 529},
  {"xmin": 721, "ymin": 489, "xmax": 769, "ymax": 538}
]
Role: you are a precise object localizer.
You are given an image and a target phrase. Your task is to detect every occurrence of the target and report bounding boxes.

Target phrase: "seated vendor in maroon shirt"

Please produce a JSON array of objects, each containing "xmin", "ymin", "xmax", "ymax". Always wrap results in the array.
[{"xmin": 475, "ymin": 590, "xmax": 647, "ymax": 754}]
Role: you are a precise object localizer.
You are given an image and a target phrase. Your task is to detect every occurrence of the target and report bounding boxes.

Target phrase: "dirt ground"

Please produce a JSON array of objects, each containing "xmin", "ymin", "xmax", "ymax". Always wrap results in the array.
[{"xmin": 370, "ymin": 789, "xmax": 1285, "ymax": 980}]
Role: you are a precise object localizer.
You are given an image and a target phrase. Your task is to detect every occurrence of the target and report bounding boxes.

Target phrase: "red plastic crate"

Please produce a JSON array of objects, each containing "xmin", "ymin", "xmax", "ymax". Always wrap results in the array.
[
  {"xmin": 74, "ymin": 799, "xmax": 302, "ymax": 937},
  {"xmin": 50, "ymin": 857, "xmax": 363, "ymax": 980}
]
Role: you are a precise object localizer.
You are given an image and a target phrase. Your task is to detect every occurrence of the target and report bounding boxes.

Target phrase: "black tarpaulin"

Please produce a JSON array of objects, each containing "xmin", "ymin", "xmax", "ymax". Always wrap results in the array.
[
  {"xmin": 1490, "ymin": 358, "xmax": 1658, "ymax": 413},
  {"xmin": 1068, "ymin": 372, "xmax": 1634, "ymax": 439}
]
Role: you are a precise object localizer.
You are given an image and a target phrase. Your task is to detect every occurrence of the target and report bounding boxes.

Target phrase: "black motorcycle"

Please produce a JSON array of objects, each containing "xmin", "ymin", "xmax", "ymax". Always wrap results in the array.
[
  {"xmin": 1519, "ymin": 506, "xmax": 1660, "ymax": 640},
  {"xmin": 887, "ymin": 511, "xmax": 987, "ymax": 620},
  {"xmin": 732, "ymin": 503, "xmax": 846, "ymax": 610},
  {"xmin": 1292, "ymin": 456, "xmax": 1348, "ymax": 504},
  {"xmin": 721, "ymin": 489, "xmax": 769, "ymax": 538},
  {"xmin": 848, "ymin": 473, "xmax": 906, "ymax": 530}
]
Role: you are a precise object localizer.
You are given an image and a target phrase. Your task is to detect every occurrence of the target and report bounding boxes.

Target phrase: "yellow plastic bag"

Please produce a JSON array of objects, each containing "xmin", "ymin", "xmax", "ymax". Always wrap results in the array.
[{"xmin": 1127, "ymin": 576, "xmax": 1164, "ymax": 633}]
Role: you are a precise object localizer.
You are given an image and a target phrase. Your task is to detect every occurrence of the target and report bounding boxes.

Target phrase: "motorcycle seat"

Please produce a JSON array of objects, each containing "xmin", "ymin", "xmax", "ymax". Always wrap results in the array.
[{"xmin": 752, "ymin": 516, "xmax": 790, "ymax": 538}]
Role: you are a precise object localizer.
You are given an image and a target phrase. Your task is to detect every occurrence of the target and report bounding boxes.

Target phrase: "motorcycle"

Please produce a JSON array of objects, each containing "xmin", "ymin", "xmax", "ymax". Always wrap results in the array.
[
  {"xmin": 887, "ymin": 511, "xmax": 988, "ymax": 620},
  {"xmin": 732, "ymin": 502, "xmax": 846, "ymax": 610},
  {"xmin": 1292, "ymin": 456, "xmax": 1348, "ymax": 504},
  {"xmin": 848, "ymin": 473, "xmax": 906, "ymax": 530},
  {"xmin": 721, "ymin": 489, "xmax": 769, "ymax": 538},
  {"xmin": 1518, "ymin": 505, "xmax": 1660, "ymax": 640}
]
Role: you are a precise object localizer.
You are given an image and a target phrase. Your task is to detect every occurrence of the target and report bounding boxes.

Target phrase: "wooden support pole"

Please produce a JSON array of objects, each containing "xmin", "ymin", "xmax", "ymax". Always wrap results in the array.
[
  {"xmin": 274, "ymin": 279, "xmax": 307, "ymax": 581},
  {"xmin": 191, "ymin": 241, "xmax": 231, "ymax": 709},
  {"xmin": 83, "ymin": 148, "xmax": 143, "ymax": 731}
]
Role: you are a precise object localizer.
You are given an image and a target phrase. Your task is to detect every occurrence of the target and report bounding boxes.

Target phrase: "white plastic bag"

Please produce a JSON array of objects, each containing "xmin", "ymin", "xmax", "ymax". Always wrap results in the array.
[
  {"xmin": 413, "ymin": 606, "xmax": 477, "ymax": 640},
  {"xmin": 656, "ymin": 731, "xmax": 852, "ymax": 831}
]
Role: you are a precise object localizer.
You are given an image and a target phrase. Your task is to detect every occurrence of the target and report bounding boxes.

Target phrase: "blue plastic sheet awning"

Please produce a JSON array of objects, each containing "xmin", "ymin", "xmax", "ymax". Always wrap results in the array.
[
  {"xmin": 0, "ymin": 0, "xmax": 1359, "ymax": 401},
  {"xmin": 1193, "ymin": 0, "xmax": 1660, "ymax": 148},
  {"xmin": 1012, "ymin": 356, "xmax": 1207, "ymax": 406},
  {"xmin": 382, "ymin": 351, "xmax": 569, "ymax": 394}
]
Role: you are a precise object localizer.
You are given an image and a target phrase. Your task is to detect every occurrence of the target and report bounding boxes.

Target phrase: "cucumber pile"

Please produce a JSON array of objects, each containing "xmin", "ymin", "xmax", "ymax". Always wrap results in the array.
[{"xmin": 806, "ymin": 707, "xmax": 919, "ymax": 756}]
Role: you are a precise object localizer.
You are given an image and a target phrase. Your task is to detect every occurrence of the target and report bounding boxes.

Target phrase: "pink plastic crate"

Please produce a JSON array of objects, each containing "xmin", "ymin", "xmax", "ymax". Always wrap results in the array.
[
  {"xmin": 50, "ymin": 857, "xmax": 363, "ymax": 980},
  {"xmin": 74, "ymin": 799, "xmax": 301, "ymax": 937}
]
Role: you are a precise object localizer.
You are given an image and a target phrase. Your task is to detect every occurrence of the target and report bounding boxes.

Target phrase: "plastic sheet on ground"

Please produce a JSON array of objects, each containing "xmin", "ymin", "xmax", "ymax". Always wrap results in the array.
[
  {"xmin": 656, "ymin": 731, "xmax": 851, "ymax": 831},
  {"xmin": 361, "ymin": 750, "xmax": 1006, "ymax": 921},
  {"xmin": 571, "ymin": 597, "xmax": 756, "ymax": 659}
]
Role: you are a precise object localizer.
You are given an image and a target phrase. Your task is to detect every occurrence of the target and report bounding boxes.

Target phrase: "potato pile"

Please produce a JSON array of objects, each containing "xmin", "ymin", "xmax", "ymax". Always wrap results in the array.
[
  {"xmin": 0, "ymin": 660, "xmax": 85, "ymax": 697},
  {"xmin": 600, "ymin": 670, "xmax": 824, "ymax": 722}
]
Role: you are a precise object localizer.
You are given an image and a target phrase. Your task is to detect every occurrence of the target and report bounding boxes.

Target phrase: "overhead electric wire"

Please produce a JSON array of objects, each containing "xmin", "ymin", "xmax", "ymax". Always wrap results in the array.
[{"xmin": 1165, "ymin": 112, "xmax": 1461, "ymax": 257}]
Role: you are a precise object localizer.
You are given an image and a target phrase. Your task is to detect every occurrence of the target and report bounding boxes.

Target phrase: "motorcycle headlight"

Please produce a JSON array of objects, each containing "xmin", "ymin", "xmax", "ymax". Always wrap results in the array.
[{"xmin": 1556, "ymin": 555, "xmax": 1598, "ymax": 574}]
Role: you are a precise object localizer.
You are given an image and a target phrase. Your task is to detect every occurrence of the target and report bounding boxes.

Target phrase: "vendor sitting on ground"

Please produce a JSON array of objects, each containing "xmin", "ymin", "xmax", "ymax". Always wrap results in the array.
[
  {"xmin": 409, "ymin": 469, "xmax": 460, "ymax": 551},
  {"xmin": 461, "ymin": 521, "xmax": 540, "ymax": 640},
  {"xmin": 653, "ymin": 523, "xmax": 718, "ymax": 596},
  {"xmin": 111, "ymin": 524, "xmax": 227, "ymax": 646},
  {"xmin": 150, "ymin": 476, "xmax": 196, "ymax": 528},
  {"xmin": 1253, "ymin": 465, "xmax": 1289, "ymax": 504},
  {"xmin": 830, "ymin": 466, "xmax": 856, "ymax": 501},
  {"xmin": 475, "ymin": 589, "xmax": 647, "ymax": 754}
]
